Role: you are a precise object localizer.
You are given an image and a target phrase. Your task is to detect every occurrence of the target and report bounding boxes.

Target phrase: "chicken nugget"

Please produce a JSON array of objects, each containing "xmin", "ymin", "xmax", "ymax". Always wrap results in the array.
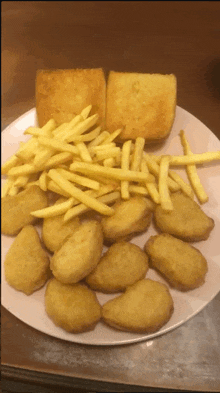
[
  {"xmin": 145, "ymin": 233, "xmax": 208, "ymax": 291},
  {"xmin": 154, "ymin": 191, "xmax": 214, "ymax": 242},
  {"xmin": 86, "ymin": 242, "xmax": 149, "ymax": 293},
  {"xmin": 50, "ymin": 220, "xmax": 103, "ymax": 284},
  {"xmin": 1, "ymin": 185, "xmax": 48, "ymax": 236},
  {"xmin": 102, "ymin": 279, "xmax": 174, "ymax": 333},
  {"xmin": 45, "ymin": 278, "xmax": 101, "ymax": 333},
  {"xmin": 4, "ymin": 225, "xmax": 50, "ymax": 295},
  {"xmin": 101, "ymin": 196, "xmax": 154, "ymax": 243},
  {"xmin": 42, "ymin": 197, "xmax": 80, "ymax": 252}
]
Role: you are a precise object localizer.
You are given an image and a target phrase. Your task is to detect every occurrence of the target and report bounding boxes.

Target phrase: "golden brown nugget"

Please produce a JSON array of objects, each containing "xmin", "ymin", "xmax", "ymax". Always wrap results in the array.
[
  {"xmin": 50, "ymin": 220, "xmax": 103, "ymax": 284},
  {"xmin": 45, "ymin": 278, "xmax": 101, "ymax": 333},
  {"xmin": 154, "ymin": 191, "xmax": 214, "ymax": 241},
  {"xmin": 145, "ymin": 234, "xmax": 208, "ymax": 291},
  {"xmin": 42, "ymin": 198, "xmax": 80, "ymax": 252},
  {"xmin": 101, "ymin": 196, "xmax": 155, "ymax": 242},
  {"xmin": 36, "ymin": 68, "xmax": 106, "ymax": 127},
  {"xmin": 86, "ymin": 241, "xmax": 149, "ymax": 293},
  {"xmin": 4, "ymin": 225, "xmax": 50, "ymax": 295},
  {"xmin": 1, "ymin": 185, "xmax": 48, "ymax": 236},
  {"xmin": 102, "ymin": 279, "xmax": 174, "ymax": 333},
  {"xmin": 106, "ymin": 71, "xmax": 176, "ymax": 143}
]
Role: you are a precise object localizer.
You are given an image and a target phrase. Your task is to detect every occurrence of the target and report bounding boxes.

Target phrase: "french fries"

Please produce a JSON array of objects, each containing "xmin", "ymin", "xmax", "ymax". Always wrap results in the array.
[
  {"xmin": 180, "ymin": 130, "xmax": 209, "ymax": 203},
  {"xmin": 2, "ymin": 105, "xmax": 220, "ymax": 223}
]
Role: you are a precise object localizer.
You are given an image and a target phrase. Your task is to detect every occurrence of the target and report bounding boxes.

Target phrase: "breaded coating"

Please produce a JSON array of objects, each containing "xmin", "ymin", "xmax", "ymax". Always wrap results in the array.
[
  {"xmin": 42, "ymin": 198, "xmax": 80, "ymax": 252},
  {"xmin": 154, "ymin": 191, "xmax": 214, "ymax": 242},
  {"xmin": 145, "ymin": 234, "xmax": 208, "ymax": 291},
  {"xmin": 86, "ymin": 241, "xmax": 149, "ymax": 293},
  {"xmin": 50, "ymin": 220, "xmax": 103, "ymax": 284},
  {"xmin": 1, "ymin": 185, "xmax": 48, "ymax": 236},
  {"xmin": 101, "ymin": 196, "xmax": 155, "ymax": 242},
  {"xmin": 4, "ymin": 225, "xmax": 50, "ymax": 295},
  {"xmin": 102, "ymin": 279, "xmax": 174, "ymax": 333},
  {"xmin": 45, "ymin": 278, "xmax": 101, "ymax": 333}
]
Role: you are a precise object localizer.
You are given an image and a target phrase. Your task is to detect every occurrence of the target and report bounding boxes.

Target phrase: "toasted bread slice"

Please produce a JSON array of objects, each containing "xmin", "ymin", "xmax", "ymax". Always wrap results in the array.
[
  {"xmin": 106, "ymin": 71, "xmax": 177, "ymax": 143},
  {"xmin": 36, "ymin": 68, "xmax": 106, "ymax": 127}
]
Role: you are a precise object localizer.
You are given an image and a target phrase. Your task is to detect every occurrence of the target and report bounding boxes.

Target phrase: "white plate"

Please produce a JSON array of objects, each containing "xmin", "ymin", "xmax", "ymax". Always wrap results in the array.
[{"xmin": 1, "ymin": 107, "xmax": 220, "ymax": 346}]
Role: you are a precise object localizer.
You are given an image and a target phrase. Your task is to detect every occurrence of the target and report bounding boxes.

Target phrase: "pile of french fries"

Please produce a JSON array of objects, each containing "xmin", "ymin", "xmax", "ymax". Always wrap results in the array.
[{"xmin": 2, "ymin": 105, "xmax": 220, "ymax": 220}]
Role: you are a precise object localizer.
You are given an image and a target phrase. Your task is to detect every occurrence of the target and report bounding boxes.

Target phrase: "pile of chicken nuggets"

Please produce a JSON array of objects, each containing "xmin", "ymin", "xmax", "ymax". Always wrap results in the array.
[{"xmin": 2, "ymin": 181, "xmax": 215, "ymax": 335}]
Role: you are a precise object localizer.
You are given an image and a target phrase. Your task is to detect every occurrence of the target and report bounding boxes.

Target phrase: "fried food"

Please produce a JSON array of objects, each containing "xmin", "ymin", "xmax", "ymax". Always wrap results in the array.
[
  {"xmin": 101, "ymin": 279, "xmax": 174, "ymax": 333},
  {"xmin": 4, "ymin": 225, "xmax": 50, "ymax": 295},
  {"xmin": 86, "ymin": 242, "xmax": 149, "ymax": 293},
  {"xmin": 36, "ymin": 68, "xmax": 106, "ymax": 127},
  {"xmin": 1, "ymin": 185, "xmax": 48, "ymax": 236},
  {"xmin": 154, "ymin": 191, "xmax": 214, "ymax": 241},
  {"xmin": 42, "ymin": 197, "xmax": 80, "ymax": 252},
  {"xmin": 145, "ymin": 234, "xmax": 208, "ymax": 291},
  {"xmin": 50, "ymin": 220, "xmax": 103, "ymax": 284},
  {"xmin": 45, "ymin": 278, "xmax": 101, "ymax": 333},
  {"xmin": 101, "ymin": 196, "xmax": 155, "ymax": 242},
  {"xmin": 106, "ymin": 71, "xmax": 177, "ymax": 143}
]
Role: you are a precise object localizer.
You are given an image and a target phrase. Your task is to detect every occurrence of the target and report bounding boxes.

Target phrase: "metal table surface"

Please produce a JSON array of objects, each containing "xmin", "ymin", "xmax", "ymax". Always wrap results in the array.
[{"xmin": 1, "ymin": 2, "xmax": 220, "ymax": 392}]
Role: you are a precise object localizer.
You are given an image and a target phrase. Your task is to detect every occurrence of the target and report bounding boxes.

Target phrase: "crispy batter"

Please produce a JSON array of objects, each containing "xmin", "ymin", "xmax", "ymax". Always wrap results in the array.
[
  {"xmin": 101, "ymin": 196, "xmax": 155, "ymax": 242},
  {"xmin": 45, "ymin": 278, "xmax": 101, "ymax": 333},
  {"xmin": 145, "ymin": 233, "xmax": 208, "ymax": 291},
  {"xmin": 4, "ymin": 225, "xmax": 50, "ymax": 295},
  {"xmin": 102, "ymin": 279, "xmax": 174, "ymax": 333},
  {"xmin": 42, "ymin": 197, "xmax": 80, "ymax": 252},
  {"xmin": 86, "ymin": 241, "xmax": 149, "ymax": 293},
  {"xmin": 154, "ymin": 191, "xmax": 214, "ymax": 241},
  {"xmin": 1, "ymin": 185, "xmax": 48, "ymax": 236},
  {"xmin": 50, "ymin": 220, "xmax": 103, "ymax": 284}
]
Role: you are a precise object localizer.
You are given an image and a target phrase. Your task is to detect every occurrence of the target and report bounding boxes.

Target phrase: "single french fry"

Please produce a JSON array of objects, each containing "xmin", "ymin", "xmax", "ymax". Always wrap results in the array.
[
  {"xmin": 75, "ymin": 142, "xmax": 93, "ymax": 163},
  {"xmin": 57, "ymin": 168, "xmax": 100, "ymax": 190},
  {"xmin": 87, "ymin": 131, "xmax": 110, "ymax": 148},
  {"xmin": 131, "ymin": 137, "xmax": 145, "ymax": 171},
  {"xmin": 1, "ymin": 177, "xmax": 15, "ymax": 198},
  {"xmin": 39, "ymin": 171, "xmax": 48, "ymax": 192},
  {"xmin": 8, "ymin": 185, "xmax": 19, "ymax": 196},
  {"xmin": 47, "ymin": 180, "xmax": 73, "ymax": 197},
  {"xmin": 44, "ymin": 152, "xmax": 73, "ymax": 169},
  {"xmin": 100, "ymin": 129, "xmax": 122, "ymax": 145},
  {"xmin": 48, "ymin": 169, "xmax": 115, "ymax": 216},
  {"xmin": 64, "ymin": 191, "xmax": 120, "ymax": 222},
  {"xmin": 103, "ymin": 157, "xmax": 116, "ymax": 167},
  {"xmin": 159, "ymin": 156, "xmax": 173, "ymax": 211},
  {"xmin": 180, "ymin": 130, "xmax": 209, "ymax": 203},
  {"xmin": 146, "ymin": 183, "xmax": 160, "ymax": 204},
  {"xmin": 38, "ymin": 136, "xmax": 79, "ymax": 155},
  {"xmin": 121, "ymin": 140, "xmax": 132, "ymax": 200},
  {"xmin": 80, "ymin": 105, "xmax": 92, "ymax": 120},
  {"xmin": 166, "ymin": 151, "xmax": 220, "ymax": 166},
  {"xmin": 129, "ymin": 185, "xmax": 149, "ymax": 196},
  {"xmin": 169, "ymin": 170, "xmax": 194, "ymax": 198},
  {"xmin": 1, "ymin": 155, "xmax": 22, "ymax": 175},
  {"xmin": 95, "ymin": 147, "xmax": 121, "ymax": 161},
  {"xmin": 8, "ymin": 163, "xmax": 40, "ymax": 177},
  {"xmin": 31, "ymin": 197, "xmax": 75, "ymax": 218},
  {"xmin": 16, "ymin": 137, "xmax": 39, "ymax": 161},
  {"xmin": 70, "ymin": 162, "xmax": 153, "ymax": 183},
  {"xmin": 14, "ymin": 175, "xmax": 29, "ymax": 188},
  {"xmin": 73, "ymin": 126, "xmax": 101, "ymax": 142}
]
